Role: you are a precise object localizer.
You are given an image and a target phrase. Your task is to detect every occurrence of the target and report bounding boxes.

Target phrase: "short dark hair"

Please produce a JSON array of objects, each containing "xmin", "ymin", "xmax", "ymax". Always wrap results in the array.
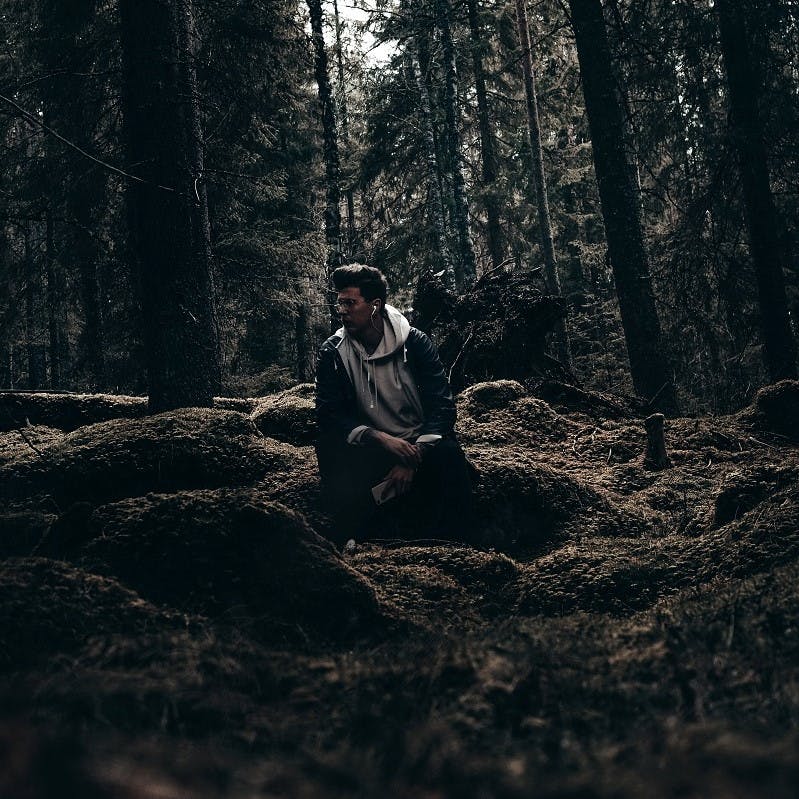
[{"xmin": 332, "ymin": 264, "xmax": 388, "ymax": 305}]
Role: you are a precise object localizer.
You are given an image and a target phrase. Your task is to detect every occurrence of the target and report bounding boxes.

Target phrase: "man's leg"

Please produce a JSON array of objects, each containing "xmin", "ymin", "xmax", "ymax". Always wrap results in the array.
[
  {"xmin": 316, "ymin": 438, "xmax": 395, "ymax": 544},
  {"xmin": 412, "ymin": 439, "xmax": 474, "ymax": 542}
]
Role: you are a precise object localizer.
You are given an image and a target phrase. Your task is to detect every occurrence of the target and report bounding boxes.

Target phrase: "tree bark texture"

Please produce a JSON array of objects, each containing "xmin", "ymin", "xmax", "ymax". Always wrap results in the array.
[
  {"xmin": 308, "ymin": 0, "xmax": 344, "ymax": 279},
  {"xmin": 466, "ymin": 0, "xmax": 505, "ymax": 269},
  {"xmin": 568, "ymin": 0, "xmax": 678, "ymax": 413},
  {"xmin": 332, "ymin": 0, "xmax": 357, "ymax": 257},
  {"xmin": 407, "ymin": 48, "xmax": 456, "ymax": 289},
  {"xmin": 716, "ymin": 0, "xmax": 797, "ymax": 380},
  {"xmin": 45, "ymin": 207, "xmax": 68, "ymax": 388},
  {"xmin": 23, "ymin": 224, "xmax": 44, "ymax": 390},
  {"xmin": 437, "ymin": 0, "xmax": 477, "ymax": 287},
  {"xmin": 515, "ymin": 0, "xmax": 571, "ymax": 368},
  {"xmin": 119, "ymin": 0, "xmax": 220, "ymax": 411}
]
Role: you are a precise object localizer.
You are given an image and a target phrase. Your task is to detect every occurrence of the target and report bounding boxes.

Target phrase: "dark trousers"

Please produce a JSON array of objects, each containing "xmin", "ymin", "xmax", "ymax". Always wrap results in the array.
[{"xmin": 316, "ymin": 436, "xmax": 474, "ymax": 544}]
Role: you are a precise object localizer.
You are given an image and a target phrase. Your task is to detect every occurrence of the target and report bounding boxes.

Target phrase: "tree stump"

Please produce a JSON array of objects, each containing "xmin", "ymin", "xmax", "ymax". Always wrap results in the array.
[{"xmin": 644, "ymin": 413, "xmax": 671, "ymax": 470}]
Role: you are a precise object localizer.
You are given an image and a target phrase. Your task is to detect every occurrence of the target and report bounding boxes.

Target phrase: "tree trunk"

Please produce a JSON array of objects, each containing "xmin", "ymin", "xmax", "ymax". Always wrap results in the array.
[
  {"xmin": 23, "ymin": 224, "xmax": 42, "ymax": 390},
  {"xmin": 515, "ymin": 0, "xmax": 571, "ymax": 368},
  {"xmin": 45, "ymin": 206, "xmax": 68, "ymax": 388},
  {"xmin": 407, "ymin": 47, "xmax": 456, "ymax": 289},
  {"xmin": 568, "ymin": 0, "xmax": 679, "ymax": 413},
  {"xmin": 119, "ymin": 0, "xmax": 220, "ymax": 412},
  {"xmin": 466, "ymin": 0, "xmax": 505, "ymax": 270},
  {"xmin": 307, "ymin": 0, "xmax": 343, "ymax": 296},
  {"xmin": 295, "ymin": 303, "xmax": 309, "ymax": 383},
  {"xmin": 332, "ymin": 0, "xmax": 357, "ymax": 257},
  {"xmin": 716, "ymin": 0, "xmax": 797, "ymax": 380},
  {"xmin": 437, "ymin": 0, "xmax": 477, "ymax": 287}
]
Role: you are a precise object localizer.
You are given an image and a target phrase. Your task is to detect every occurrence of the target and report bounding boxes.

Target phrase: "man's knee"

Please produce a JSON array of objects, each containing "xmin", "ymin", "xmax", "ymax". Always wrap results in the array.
[{"xmin": 423, "ymin": 438, "xmax": 468, "ymax": 471}]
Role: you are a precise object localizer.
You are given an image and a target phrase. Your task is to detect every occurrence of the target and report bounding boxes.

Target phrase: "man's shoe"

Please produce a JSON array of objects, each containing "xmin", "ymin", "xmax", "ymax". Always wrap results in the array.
[{"xmin": 342, "ymin": 538, "xmax": 357, "ymax": 556}]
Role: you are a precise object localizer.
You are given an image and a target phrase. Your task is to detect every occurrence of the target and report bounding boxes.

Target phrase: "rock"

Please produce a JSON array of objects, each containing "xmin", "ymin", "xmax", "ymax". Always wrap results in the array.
[
  {"xmin": 0, "ymin": 408, "xmax": 297, "ymax": 505},
  {"xmin": 79, "ymin": 490, "xmax": 395, "ymax": 641},
  {"xmin": 250, "ymin": 384, "xmax": 316, "ymax": 445}
]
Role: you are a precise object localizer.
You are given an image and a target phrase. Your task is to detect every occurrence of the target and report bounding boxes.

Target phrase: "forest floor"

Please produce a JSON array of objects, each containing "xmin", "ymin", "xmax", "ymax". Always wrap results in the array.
[{"xmin": 1, "ymin": 379, "xmax": 798, "ymax": 798}]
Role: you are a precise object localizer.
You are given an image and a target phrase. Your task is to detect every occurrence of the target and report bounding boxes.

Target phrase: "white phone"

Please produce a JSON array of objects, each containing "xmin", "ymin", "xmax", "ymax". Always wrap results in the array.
[{"xmin": 371, "ymin": 477, "xmax": 400, "ymax": 504}]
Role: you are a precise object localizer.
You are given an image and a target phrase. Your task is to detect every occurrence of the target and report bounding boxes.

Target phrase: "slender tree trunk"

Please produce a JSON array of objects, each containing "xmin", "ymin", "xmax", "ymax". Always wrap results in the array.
[
  {"xmin": 295, "ymin": 303, "xmax": 309, "ymax": 383},
  {"xmin": 332, "ymin": 0, "xmax": 357, "ymax": 256},
  {"xmin": 568, "ymin": 0, "xmax": 678, "ymax": 412},
  {"xmin": 515, "ymin": 0, "xmax": 571, "ymax": 367},
  {"xmin": 437, "ymin": 0, "xmax": 476, "ymax": 287},
  {"xmin": 119, "ymin": 0, "xmax": 220, "ymax": 411},
  {"xmin": 716, "ymin": 0, "xmax": 797, "ymax": 380},
  {"xmin": 45, "ymin": 206, "xmax": 67, "ymax": 388},
  {"xmin": 24, "ymin": 223, "xmax": 35, "ymax": 388},
  {"xmin": 407, "ymin": 48, "xmax": 456, "ymax": 289},
  {"xmin": 71, "ymin": 198, "xmax": 105, "ymax": 389},
  {"xmin": 466, "ymin": 0, "xmax": 505, "ymax": 269},
  {"xmin": 307, "ymin": 0, "xmax": 343, "ymax": 299},
  {"xmin": 23, "ymin": 224, "xmax": 42, "ymax": 390}
]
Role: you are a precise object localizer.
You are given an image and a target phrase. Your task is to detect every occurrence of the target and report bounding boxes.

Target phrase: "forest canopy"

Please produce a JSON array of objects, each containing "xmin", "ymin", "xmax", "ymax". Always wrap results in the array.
[{"xmin": 0, "ymin": 0, "xmax": 797, "ymax": 412}]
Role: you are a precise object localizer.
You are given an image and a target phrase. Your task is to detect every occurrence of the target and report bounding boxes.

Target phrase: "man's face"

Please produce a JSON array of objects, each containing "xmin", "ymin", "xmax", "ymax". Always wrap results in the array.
[{"xmin": 336, "ymin": 286, "xmax": 376, "ymax": 338}]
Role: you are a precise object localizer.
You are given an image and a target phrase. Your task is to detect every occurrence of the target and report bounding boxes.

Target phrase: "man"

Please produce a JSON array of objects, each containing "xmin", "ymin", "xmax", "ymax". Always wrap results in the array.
[{"xmin": 315, "ymin": 264, "xmax": 473, "ymax": 545}]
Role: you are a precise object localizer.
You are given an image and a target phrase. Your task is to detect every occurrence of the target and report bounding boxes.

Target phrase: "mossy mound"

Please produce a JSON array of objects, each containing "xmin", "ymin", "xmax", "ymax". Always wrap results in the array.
[
  {"xmin": 0, "ymin": 408, "xmax": 297, "ymax": 505},
  {"xmin": 457, "ymin": 393, "xmax": 579, "ymax": 448},
  {"xmin": 0, "ymin": 391, "xmax": 259, "ymax": 433},
  {"xmin": 0, "ymin": 425, "xmax": 65, "ymax": 466},
  {"xmin": 0, "ymin": 557, "xmax": 182, "ymax": 672},
  {"xmin": 78, "ymin": 490, "xmax": 394, "ymax": 642},
  {"xmin": 468, "ymin": 445, "xmax": 651, "ymax": 551},
  {"xmin": 711, "ymin": 464, "xmax": 799, "ymax": 526},
  {"xmin": 514, "ymin": 480, "xmax": 799, "ymax": 614},
  {"xmin": 354, "ymin": 545, "xmax": 519, "ymax": 625},
  {"xmin": 250, "ymin": 383, "xmax": 316, "ymax": 445},
  {"xmin": 749, "ymin": 379, "xmax": 799, "ymax": 441},
  {"xmin": 22, "ymin": 630, "xmax": 280, "ymax": 736},
  {"xmin": 457, "ymin": 380, "xmax": 528, "ymax": 414},
  {"xmin": 0, "ymin": 392, "xmax": 148, "ymax": 432},
  {"xmin": 0, "ymin": 510, "xmax": 56, "ymax": 558}
]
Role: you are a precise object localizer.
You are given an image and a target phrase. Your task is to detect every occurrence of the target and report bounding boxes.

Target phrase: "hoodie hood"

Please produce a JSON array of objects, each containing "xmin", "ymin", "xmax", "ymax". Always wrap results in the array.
[{"xmin": 335, "ymin": 304, "xmax": 410, "ymax": 361}]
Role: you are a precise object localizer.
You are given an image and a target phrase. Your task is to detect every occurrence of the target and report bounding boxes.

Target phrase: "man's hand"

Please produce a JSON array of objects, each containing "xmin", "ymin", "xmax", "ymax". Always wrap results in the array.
[
  {"xmin": 382, "ymin": 464, "xmax": 416, "ymax": 500},
  {"xmin": 369, "ymin": 430, "xmax": 421, "ymax": 467}
]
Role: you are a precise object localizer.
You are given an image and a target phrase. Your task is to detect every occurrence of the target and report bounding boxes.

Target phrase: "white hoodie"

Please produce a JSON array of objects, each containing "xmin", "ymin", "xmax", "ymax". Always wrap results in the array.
[{"xmin": 335, "ymin": 305, "xmax": 431, "ymax": 443}]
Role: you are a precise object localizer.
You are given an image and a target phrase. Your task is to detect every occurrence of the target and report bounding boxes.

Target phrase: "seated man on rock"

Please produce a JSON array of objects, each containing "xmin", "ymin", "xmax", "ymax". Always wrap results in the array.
[{"xmin": 315, "ymin": 264, "xmax": 473, "ymax": 546}]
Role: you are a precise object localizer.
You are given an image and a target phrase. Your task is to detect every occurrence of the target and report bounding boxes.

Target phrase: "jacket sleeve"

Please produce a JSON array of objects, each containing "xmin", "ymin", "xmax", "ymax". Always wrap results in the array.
[
  {"xmin": 315, "ymin": 341, "xmax": 362, "ymax": 442},
  {"xmin": 408, "ymin": 328, "xmax": 456, "ymax": 437}
]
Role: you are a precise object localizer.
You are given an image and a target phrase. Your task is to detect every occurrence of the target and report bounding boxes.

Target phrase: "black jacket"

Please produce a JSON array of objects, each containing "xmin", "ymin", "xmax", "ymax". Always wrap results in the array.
[{"xmin": 315, "ymin": 327, "xmax": 456, "ymax": 444}]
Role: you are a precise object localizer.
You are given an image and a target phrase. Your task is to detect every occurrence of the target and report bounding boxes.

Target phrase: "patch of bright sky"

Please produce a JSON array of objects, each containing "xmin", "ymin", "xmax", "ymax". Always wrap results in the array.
[{"xmin": 334, "ymin": 2, "xmax": 395, "ymax": 66}]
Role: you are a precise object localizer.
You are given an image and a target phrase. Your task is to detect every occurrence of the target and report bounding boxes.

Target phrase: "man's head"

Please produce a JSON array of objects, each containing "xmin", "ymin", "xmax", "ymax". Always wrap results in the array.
[{"xmin": 332, "ymin": 264, "xmax": 388, "ymax": 338}]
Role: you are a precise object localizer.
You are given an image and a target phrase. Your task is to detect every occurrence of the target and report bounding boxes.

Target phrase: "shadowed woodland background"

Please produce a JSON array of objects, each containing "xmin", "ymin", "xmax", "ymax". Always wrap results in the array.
[{"xmin": 1, "ymin": 0, "xmax": 799, "ymax": 797}]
